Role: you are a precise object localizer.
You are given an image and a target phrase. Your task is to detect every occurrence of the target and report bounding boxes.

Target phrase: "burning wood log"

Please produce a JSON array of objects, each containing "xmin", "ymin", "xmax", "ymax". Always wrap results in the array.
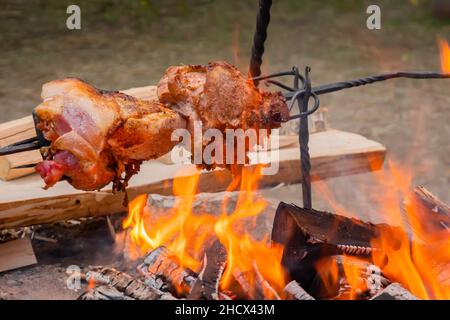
[
  {"xmin": 370, "ymin": 283, "xmax": 419, "ymax": 300},
  {"xmin": 284, "ymin": 280, "xmax": 315, "ymax": 300},
  {"xmin": 413, "ymin": 186, "xmax": 450, "ymax": 217},
  {"xmin": 233, "ymin": 262, "xmax": 281, "ymax": 300},
  {"xmin": 188, "ymin": 240, "xmax": 227, "ymax": 300},
  {"xmin": 252, "ymin": 261, "xmax": 281, "ymax": 300},
  {"xmin": 400, "ymin": 186, "xmax": 450, "ymax": 243},
  {"xmin": 78, "ymin": 285, "xmax": 135, "ymax": 300},
  {"xmin": 311, "ymin": 255, "xmax": 389, "ymax": 300},
  {"xmin": 271, "ymin": 202, "xmax": 397, "ymax": 294},
  {"xmin": 85, "ymin": 267, "xmax": 176, "ymax": 300},
  {"xmin": 138, "ymin": 246, "xmax": 197, "ymax": 295},
  {"xmin": 412, "ymin": 186, "xmax": 450, "ymax": 231}
]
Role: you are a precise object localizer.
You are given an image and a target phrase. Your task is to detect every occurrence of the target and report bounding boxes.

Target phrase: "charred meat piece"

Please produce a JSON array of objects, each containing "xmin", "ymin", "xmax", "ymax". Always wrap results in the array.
[
  {"xmin": 157, "ymin": 61, "xmax": 290, "ymax": 169},
  {"xmin": 35, "ymin": 78, "xmax": 185, "ymax": 191}
]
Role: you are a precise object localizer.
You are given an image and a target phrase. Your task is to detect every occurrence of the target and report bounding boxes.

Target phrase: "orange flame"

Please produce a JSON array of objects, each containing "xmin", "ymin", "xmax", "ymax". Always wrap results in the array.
[
  {"xmin": 122, "ymin": 165, "xmax": 286, "ymax": 297},
  {"xmin": 370, "ymin": 162, "xmax": 450, "ymax": 299},
  {"xmin": 316, "ymin": 161, "xmax": 450, "ymax": 300},
  {"xmin": 438, "ymin": 38, "xmax": 450, "ymax": 73}
]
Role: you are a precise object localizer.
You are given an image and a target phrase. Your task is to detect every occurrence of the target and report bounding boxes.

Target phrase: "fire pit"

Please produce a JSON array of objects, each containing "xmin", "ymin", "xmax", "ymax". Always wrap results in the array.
[{"xmin": 74, "ymin": 168, "xmax": 449, "ymax": 301}]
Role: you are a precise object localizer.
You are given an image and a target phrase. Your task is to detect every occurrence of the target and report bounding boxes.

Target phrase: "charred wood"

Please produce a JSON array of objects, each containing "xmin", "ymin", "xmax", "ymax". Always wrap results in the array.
[
  {"xmin": 271, "ymin": 202, "xmax": 397, "ymax": 291},
  {"xmin": 413, "ymin": 186, "xmax": 450, "ymax": 217},
  {"xmin": 233, "ymin": 267, "xmax": 264, "ymax": 300},
  {"xmin": 138, "ymin": 246, "xmax": 197, "ymax": 295},
  {"xmin": 78, "ymin": 285, "xmax": 135, "ymax": 300},
  {"xmin": 233, "ymin": 262, "xmax": 281, "ymax": 300},
  {"xmin": 310, "ymin": 255, "xmax": 389, "ymax": 300},
  {"xmin": 284, "ymin": 280, "xmax": 315, "ymax": 300},
  {"xmin": 370, "ymin": 283, "xmax": 419, "ymax": 300},
  {"xmin": 85, "ymin": 267, "xmax": 176, "ymax": 300},
  {"xmin": 412, "ymin": 186, "xmax": 450, "ymax": 232},
  {"xmin": 252, "ymin": 261, "xmax": 281, "ymax": 300},
  {"xmin": 188, "ymin": 240, "xmax": 227, "ymax": 300}
]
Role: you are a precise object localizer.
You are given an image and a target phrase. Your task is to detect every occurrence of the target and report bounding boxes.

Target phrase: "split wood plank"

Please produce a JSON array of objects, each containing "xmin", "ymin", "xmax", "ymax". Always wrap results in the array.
[{"xmin": 0, "ymin": 238, "xmax": 37, "ymax": 273}]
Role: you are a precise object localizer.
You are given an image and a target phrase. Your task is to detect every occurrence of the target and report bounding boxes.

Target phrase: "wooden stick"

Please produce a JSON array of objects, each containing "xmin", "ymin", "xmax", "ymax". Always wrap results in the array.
[
  {"xmin": 188, "ymin": 240, "xmax": 227, "ymax": 300},
  {"xmin": 403, "ymin": 186, "xmax": 450, "ymax": 240},
  {"xmin": 413, "ymin": 186, "xmax": 450, "ymax": 219},
  {"xmin": 252, "ymin": 261, "xmax": 281, "ymax": 300},
  {"xmin": 370, "ymin": 283, "xmax": 418, "ymax": 300},
  {"xmin": 284, "ymin": 280, "xmax": 315, "ymax": 300},
  {"xmin": 138, "ymin": 246, "xmax": 197, "ymax": 295},
  {"xmin": 78, "ymin": 285, "xmax": 135, "ymax": 300}
]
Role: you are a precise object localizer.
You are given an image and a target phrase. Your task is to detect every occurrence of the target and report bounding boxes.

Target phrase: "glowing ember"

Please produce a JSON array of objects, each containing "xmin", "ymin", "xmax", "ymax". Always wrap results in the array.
[
  {"xmin": 122, "ymin": 165, "xmax": 286, "ymax": 297},
  {"xmin": 438, "ymin": 38, "xmax": 450, "ymax": 73}
]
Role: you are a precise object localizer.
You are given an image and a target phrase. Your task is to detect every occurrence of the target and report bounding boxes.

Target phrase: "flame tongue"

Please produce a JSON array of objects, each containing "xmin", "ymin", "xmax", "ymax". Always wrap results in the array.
[
  {"xmin": 315, "ymin": 161, "xmax": 450, "ymax": 300},
  {"xmin": 438, "ymin": 38, "xmax": 450, "ymax": 73},
  {"xmin": 122, "ymin": 166, "xmax": 286, "ymax": 297}
]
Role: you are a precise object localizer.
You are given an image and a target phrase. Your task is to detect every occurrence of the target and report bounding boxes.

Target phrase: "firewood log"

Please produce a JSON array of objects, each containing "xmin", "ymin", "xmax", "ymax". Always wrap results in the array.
[
  {"xmin": 138, "ymin": 246, "xmax": 197, "ymax": 296},
  {"xmin": 85, "ymin": 267, "xmax": 176, "ymax": 300},
  {"xmin": 233, "ymin": 262, "xmax": 281, "ymax": 300},
  {"xmin": 271, "ymin": 202, "xmax": 398, "ymax": 293},
  {"xmin": 188, "ymin": 240, "xmax": 227, "ymax": 300},
  {"xmin": 284, "ymin": 281, "xmax": 315, "ymax": 300},
  {"xmin": 310, "ymin": 255, "xmax": 389, "ymax": 300},
  {"xmin": 412, "ymin": 186, "xmax": 450, "ymax": 227},
  {"xmin": 78, "ymin": 285, "xmax": 135, "ymax": 300},
  {"xmin": 370, "ymin": 283, "xmax": 419, "ymax": 300}
]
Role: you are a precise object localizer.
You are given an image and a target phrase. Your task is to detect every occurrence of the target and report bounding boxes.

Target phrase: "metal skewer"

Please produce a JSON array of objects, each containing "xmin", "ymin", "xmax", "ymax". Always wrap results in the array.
[
  {"xmin": 0, "ymin": 110, "xmax": 49, "ymax": 156},
  {"xmin": 0, "ymin": 138, "xmax": 41, "ymax": 156}
]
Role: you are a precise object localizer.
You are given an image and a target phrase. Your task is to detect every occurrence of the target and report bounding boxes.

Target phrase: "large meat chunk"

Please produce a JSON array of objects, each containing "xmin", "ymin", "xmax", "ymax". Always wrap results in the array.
[
  {"xmin": 35, "ymin": 78, "xmax": 185, "ymax": 191},
  {"xmin": 157, "ymin": 61, "xmax": 290, "ymax": 169}
]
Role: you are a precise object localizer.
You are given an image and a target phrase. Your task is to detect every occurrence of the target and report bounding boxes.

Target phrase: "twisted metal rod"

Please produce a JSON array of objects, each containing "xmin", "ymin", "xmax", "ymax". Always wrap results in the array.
[
  {"xmin": 284, "ymin": 71, "xmax": 450, "ymax": 101},
  {"xmin": 297, "ymin": 67, "xmax": 313, "ymax": 209},
  {"xmin": 249, "ymin": 0, "xmax": 272, "ymax": 86}
]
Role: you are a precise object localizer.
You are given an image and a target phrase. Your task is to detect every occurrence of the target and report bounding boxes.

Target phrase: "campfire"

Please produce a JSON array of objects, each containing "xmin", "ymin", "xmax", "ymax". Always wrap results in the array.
[{"xmin": 74, "ymin": 161, "xmax": 449, "ymax": 301}]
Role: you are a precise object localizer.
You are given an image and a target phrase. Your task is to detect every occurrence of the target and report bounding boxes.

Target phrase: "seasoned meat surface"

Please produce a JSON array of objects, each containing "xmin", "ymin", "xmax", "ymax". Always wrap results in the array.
[{"xmin": 157, "ymin": 61, "xmax": 290, "ymax": 169}]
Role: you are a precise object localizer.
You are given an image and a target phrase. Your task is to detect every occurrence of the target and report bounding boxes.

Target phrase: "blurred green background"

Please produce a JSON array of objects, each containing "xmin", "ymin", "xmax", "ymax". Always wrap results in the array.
[{"xmin": 0, "ymin": 0, "xmax": 449, "ymax": 204}]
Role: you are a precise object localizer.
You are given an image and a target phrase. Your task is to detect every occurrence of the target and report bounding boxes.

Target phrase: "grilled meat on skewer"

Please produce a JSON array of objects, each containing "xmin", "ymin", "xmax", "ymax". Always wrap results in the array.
[
  {"xmin": 34, "ymin": 78, "xmax": 185, "ymax": 191},
  {"xmin": 34, "ymin": 61, "xmax": 289, "ymax": 191},
  {"xmin": 157, "ymin": 61, "xmax": 290, "ymax": 169}
]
